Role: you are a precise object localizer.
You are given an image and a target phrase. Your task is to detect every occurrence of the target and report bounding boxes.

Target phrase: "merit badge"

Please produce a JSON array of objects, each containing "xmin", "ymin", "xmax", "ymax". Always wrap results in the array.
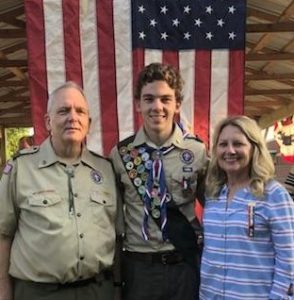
[
  {"xmin": 134, "ymin": 177, "xmax": 142, "ymax": 187},
  {"xmin": 138, "ymin": 147, "xmax": 146, "ymax": 154},
  {"xmin": 137, "ymin": 164, "xmax": 145, "ymax": 174},
  {"xmin": 91, "ymin": 170, "xmax": 103, "ymax": 184},
  {"xmin": 134, "ymin": 156, "xmax": 142, "ymax": 166},
  {"xmin": 151, "ymin": 208, "xmax": 160, "ymax": 219},
  {"xmin": 141, "ymin": 152, "xmax": 150, "ymax": 162},
  {"xmin": 130, "ymin": 148, "xmax": 139, "ymax": 158},
  {"xmin": 180, "ymin": 149, "xmax": 194, "ymax": 165},
  {"xmin": 129, "ymin": 169, "xmax": 137, "ymax": 179},
  {"xmin": 3, "ymin": 163, "xmax": 13, "ymax": 175},
  {"xmin": 127, "ymin": 143, "xmax": 134, "ymax": 151},
  {"xmin": 138, "ymin": 185, "xmax": 146, "ymax": 195},
  {"xmin": 144, "ymin": 160, "xmax": 153, "ymax": 170},
  {"xmin": 126, "ymin": 161, "xmax": 134, "ymax": 170},
  {"xmin": 119, "ymin": 146, "xmax": 128, "ymax": 155},
  {"xmin": 141, "ymin": 172, "xmax": 148, "ymax": 181},
  {"xmin": 122, "ymin": 153, "xmax": 131, "ymax": 163}
]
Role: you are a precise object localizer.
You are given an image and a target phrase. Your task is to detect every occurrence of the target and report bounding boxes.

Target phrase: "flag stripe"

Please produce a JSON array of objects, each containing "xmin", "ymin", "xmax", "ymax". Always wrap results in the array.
[
  {"xmin": 25, "ymin": 0, "xmax": 48, "ymax": 144},
  {"xmin": 96, "ymin": 0, "xmax": 119, "ymax": 154},
  {"xmin": 62, "ymin": 0, "xmax": 83, "ymax": 86}
]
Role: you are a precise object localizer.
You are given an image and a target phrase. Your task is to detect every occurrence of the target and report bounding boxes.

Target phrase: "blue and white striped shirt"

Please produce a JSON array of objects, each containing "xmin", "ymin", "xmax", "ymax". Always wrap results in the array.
[{"xmin": 200, "ymin": 180, "xmax": 294, "ymax": 300}]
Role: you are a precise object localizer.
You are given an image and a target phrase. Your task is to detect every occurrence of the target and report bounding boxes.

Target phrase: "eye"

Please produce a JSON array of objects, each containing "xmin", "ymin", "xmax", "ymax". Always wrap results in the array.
[{"xmin": 57, "ymin": 108, "xmax": 69, "ymax": 115}]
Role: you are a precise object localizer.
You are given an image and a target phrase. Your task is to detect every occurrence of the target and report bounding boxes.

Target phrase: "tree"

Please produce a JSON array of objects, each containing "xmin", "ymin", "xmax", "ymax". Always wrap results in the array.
[{"xmin": 5, "ymin": 128, "xmax": 31, "ymax": 160}]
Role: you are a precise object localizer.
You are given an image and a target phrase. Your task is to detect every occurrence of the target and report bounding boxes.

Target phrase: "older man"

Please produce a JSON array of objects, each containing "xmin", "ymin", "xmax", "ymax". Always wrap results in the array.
[{"xmin": 0, "ymin": 81, "xmax": 118, "ymax": 300}]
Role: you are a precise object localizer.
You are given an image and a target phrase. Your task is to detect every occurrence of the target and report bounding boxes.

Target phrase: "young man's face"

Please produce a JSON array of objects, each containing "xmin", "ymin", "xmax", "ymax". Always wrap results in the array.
[{"xmin": 136, "ymin": 80, "xmax": 181, "ymax": 138}]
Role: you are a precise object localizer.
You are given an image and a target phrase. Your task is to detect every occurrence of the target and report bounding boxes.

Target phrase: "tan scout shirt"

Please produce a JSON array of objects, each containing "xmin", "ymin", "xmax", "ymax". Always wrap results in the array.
[
  {"xmin": 0, "ymin": 138, "xmax": 117, "ymax": 283},
  {"xmin": 110, "ymin": 124, "xmax": 208, "ymax": 253}
]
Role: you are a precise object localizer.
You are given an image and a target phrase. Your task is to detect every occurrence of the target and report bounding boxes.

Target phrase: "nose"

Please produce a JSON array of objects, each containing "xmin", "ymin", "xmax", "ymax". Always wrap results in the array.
[
  {"xmin": 226, "ymin": 143, "xmax": 236, "ymax": 153},
  {"xmin": 152, "ymin": 98, "xmax": 163, "ymax": 110},
  {"xmin": 68, "ymin": 108, "xmax": 79, "ymax": 121}
]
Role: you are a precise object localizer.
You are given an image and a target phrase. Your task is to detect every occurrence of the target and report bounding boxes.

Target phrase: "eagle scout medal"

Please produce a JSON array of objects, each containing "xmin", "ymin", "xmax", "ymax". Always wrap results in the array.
[
  {"xmin": 91, "ymin": 170, "xmax": 103, "ymax": 184},
  {"xmin": 180, "ymin": 149, "xmax": 194, "ymax": 164}
]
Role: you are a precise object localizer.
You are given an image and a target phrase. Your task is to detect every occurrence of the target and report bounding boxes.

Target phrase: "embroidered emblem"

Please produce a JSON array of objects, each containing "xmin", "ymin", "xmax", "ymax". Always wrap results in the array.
[
  {"xmin": 91, "ymin": 170, "xmax": 103, "ymax": 184},
  {"xmin": 3, "ymin": 163, "xmax": 13, "ymax": 175},
  {"xmin": 183, "ymin": 166, "xmax": 193, "ymax": 172},
  {"xmin": 180, "ymin": 149, "xmax": 194, "ymax": 164}
]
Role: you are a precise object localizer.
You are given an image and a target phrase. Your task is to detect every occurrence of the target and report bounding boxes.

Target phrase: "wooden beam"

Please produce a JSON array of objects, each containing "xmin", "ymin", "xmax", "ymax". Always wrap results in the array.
[
  {"xmin": 246, "ymin": 73, "xmax": 294, "ymax": 80},
  {"xmin": 246, "ymin": 88, "xmax": 294, "ymax": 95},
  {"xmin": 0, "ymin": 104, "xmax": 30, "ymax": 117},
  {"xmin": 0, "ymin": 117, "xmax": 32, "ymax": 127},
  {"xmin": 258, "ymin": 102, "xmax": 294, "ymax": 128},
  {"xmin": 246, "ymin": 52, "xmax": 294, "ymax": 61},
  {"xmin": 247, "ymin": 22, "xmax": 294, "ymax": 33},
  {"xmin": 0, "ymin": 80, "xmax": 28, "ymax": 87},
  {"xmin": 246, "ymin": 7, "xmax": 278, "ymax": 22},
  {"xmin": 0, "ymin": 59, "xmax": 27, "ymax": 67},
  {"xmin": 0, "ymin": 29, "xmax": 26, "ymax": 38},
  {"xmin": 0, "ymin": 96, "xmax": 29, "ymax": 103}
]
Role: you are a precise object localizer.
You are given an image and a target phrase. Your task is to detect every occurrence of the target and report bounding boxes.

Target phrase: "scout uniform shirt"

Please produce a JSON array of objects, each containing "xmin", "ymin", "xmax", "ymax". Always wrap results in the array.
[
  {"xmin": 0, "ymin": 138, "xmax": 117, "ymax": 283},
  {"xmin": 110, "ymin": 123, "xmax": 208, "ymax": 253}
]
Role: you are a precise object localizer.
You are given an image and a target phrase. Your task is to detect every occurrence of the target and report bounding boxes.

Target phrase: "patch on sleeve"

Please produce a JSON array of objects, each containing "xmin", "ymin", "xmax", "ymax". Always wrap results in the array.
[{"xmin": 3, "ymin": 163, "xmax": 13, "ymax": 174}]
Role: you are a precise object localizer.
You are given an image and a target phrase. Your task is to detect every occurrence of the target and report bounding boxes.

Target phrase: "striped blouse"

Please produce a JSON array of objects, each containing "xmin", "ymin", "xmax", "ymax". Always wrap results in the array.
[{"xmin": 200, "ymin": 180, "xmax": 294, "ymax": 300}]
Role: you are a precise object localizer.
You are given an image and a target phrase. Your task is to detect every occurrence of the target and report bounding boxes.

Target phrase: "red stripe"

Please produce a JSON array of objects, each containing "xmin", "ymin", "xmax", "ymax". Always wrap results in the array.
[
  {"xmin": 96, "ymin": 0, "xmax": 119, "ymax": 155},
  {"xmin": 228, "ymin": 50, "xmax": 245, "ymax": 115},
  {"xmin": 24, "ymin": 0, "xmax": 48, "ymax": 145},
  {"xmin": 62, "ymin": 0, "xmax": 83, "ymax": 86},
  {"xmin": 162, "ymin": 50, "xmax": 179, "ymax": 69},
  {"xmin": 194, "ymin": 51, "xmax": 211, "ymax": 147},
  {"xmin": 132, "ymin": 49, "xmax": 145, "ymax": 131}
]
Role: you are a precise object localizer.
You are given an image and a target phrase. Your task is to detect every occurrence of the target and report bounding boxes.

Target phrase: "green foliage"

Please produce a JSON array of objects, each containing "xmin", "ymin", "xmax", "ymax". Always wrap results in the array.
[{"xmin": 5, "ymin": 128, "xmax": 30, "ymax": 160}]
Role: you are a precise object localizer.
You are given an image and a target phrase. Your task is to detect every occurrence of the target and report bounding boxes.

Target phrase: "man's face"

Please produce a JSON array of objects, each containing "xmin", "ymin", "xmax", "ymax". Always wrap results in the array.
[
  {"xmin": 45, "ymin": 87, "xmax": 90, "ymax": 147},
  {"xmin": 136, "ymin": 80, "xmax": 181, "ymax": 137}
]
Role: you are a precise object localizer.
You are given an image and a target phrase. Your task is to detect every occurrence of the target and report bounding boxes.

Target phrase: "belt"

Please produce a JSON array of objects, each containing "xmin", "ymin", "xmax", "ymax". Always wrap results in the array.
[{"xmin": 125, "ymin": 251, "xmax": 184, "ymax": 265}]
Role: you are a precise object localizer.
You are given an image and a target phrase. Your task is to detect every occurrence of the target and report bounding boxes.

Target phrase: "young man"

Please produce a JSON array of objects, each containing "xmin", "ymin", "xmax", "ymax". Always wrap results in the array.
[
  {"xmin": 110, "ymin": 63, "xmax": 208, "ymax": 300},
  {"xmin": 0, "ymin": 81, "xmax": 117, "ymax": 300}
]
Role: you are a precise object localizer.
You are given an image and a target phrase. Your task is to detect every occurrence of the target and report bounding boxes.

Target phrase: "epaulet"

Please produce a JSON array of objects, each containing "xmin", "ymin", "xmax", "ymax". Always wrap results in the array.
[
  {"xmin": 12, "ymin": 146, "xmax": 40, "ymax": 160},
  {"xmin": 184, "ymin": 134, "xmax": 204, "ymax": 143},
  {"xmin": 117, "ymin": 134, "xmax": 136, "ymax": 148}
]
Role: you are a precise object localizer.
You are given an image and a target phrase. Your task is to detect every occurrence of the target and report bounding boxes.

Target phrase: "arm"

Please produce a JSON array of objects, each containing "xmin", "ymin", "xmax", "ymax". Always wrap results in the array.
[{"xmin": 0, "ymin": 237, "xmax": 13, "ymax": 300}]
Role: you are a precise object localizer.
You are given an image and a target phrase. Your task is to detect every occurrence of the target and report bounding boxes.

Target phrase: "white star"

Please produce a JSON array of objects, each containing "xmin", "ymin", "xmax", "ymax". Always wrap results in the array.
[
  {"xmin": 172, "ymin": 18, "xmax": 180, "ymax": 27},
  {"xmin": 206, "ymin": 6, "xmax": 213, "ymax": 14},
  {"xmin": 228, "ymin": 32, "xmax": 236, "ymax": 40},
  {"xmin": 184, "ymin": 32, "xmax": 191, "ymax": 40},
  {"xmin": 161, "ymin": 32, "xmax": 168, "ymax": 40},
  {"xmin": 138, "ymin": 5, "xmax": 145, "ymax": 14},
  {"xmin": 206, "ymin": 32, "xmax": 214, "ymax": 40},
  {"xmin": 228, "ymin": 6, "xmax": 236, "ymax": 14},
  {"xmin": 139, "ymin": 31, "xmax": 146, "ymax": 40},
  {"xmin": 160, "ymin": 6, "xmax": 168, "ymax": 14},
  {"xmin": 194, "ymin": 18, "xmax": 202, "ymax": 27},
  {"xmin": 150, "ymin": 19, "xmax": 157, "ymax": 27},
  {"xmin": 217, "ymin": 19, "xmax": 225, "ymax": 27},
  {"xmin": 183, "ymin": 6, "xmax": 191, "ymax": 14}
]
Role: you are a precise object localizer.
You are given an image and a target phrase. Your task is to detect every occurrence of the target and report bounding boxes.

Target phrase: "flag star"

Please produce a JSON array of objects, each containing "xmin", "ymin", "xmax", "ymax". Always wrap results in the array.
[
  {"xmin": 172, "ymin": 18, "xmax": 180, "ymax": 27},
  {"xmin": 206, "ymin": 6, "xmax": 213, "ymax": 14},
  {"xmin": 139, "ymin": 31, "xmax": 146, "ymax": 40},
  {"xmin": 206, "ymin": 32, "xmax": 214, "ymax": 40},
  {"xmin": 228, "ymin": 6, "xmax": 236, "ymax": 14},
  {"xmin": 150, "ymin": 19, "xmax": 157, "ymax": 27},
  {"xmin": 183, "ymin": 6, "xmax": 191, "ymax": 14},
  {"xmin": 184, "ymin": 32, "xmax": 191, "ymax": 40},
  {"xmin": 217, "ymin": 19, "xmax": 225, "ymax": 27},
  {"xmin": 160, "ymin": 6, "xmax": 168, "ymax": 14},
  {"xmin": 161, "ymin": 32, "xmax": 168, "ymax": 40},
  {"xmin": 138, "ymin": 5, "xmax": 145, "ymax": 14},
  {"xmin": 229, "ymin": 32, "xmax": 236, "ymax": 40},
  {"xmin": 194, "ymin": 18, "xmax": 202, "ymax": 27}
]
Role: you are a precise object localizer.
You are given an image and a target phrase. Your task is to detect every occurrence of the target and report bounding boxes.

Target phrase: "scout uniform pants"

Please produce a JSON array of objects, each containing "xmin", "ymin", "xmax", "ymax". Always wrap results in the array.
[
  {"xmin": 122, "ymin": 251, "xmax": 199, "ymax": 300},
  {"xmin": 13, "ymin": 274, "xmax": 114, "ymax": 300}
]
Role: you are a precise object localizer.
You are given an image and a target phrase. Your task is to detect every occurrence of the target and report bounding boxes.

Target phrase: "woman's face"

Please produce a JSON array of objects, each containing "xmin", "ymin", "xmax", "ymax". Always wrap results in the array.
[{"xmin": 216, "ymin": 124, "xmax": 253, "ymax": 178}]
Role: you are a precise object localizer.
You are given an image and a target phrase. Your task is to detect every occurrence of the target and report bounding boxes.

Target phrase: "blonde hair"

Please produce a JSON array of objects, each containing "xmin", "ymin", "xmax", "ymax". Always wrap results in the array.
[{"xmin": 206, "ymin": 115, "xmax": 275, "ymax": 198}]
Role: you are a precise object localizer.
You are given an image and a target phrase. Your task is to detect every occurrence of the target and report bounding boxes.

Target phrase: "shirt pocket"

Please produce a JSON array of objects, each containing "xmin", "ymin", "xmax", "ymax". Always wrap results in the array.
[
  {"xmin": 26, "ymin": 191, "xmax": 65, "ymax": 228},
  {"xmin": 169, "ymin": 173, "xmax": 198, "ymax": 205},
  {"xmin": 90, "ymin": 189, "xmax": 116, "ymax": 225}
]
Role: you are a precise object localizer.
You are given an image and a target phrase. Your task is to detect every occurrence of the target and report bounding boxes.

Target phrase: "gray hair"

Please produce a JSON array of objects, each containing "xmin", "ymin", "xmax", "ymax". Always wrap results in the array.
[{"xmin": 47, "ymin": 81, "xmax": 87, "ymax": 113}]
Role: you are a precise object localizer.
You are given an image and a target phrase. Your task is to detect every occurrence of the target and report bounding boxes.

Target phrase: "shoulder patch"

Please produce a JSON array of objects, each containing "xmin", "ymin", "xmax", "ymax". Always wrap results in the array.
[{"xmin": 13, "ymin": 146, "xmax": 40, "ymax": 160}]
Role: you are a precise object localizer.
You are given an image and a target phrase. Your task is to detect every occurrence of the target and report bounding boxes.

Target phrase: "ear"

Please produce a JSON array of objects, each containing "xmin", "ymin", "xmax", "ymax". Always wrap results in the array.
[
  {"xmin": 175, "ymin": 101, "xmax": 181, "ymax": 114},
  {"xmin": 44, "ymin": 114, "xmax": 51, "ymax": 132}
]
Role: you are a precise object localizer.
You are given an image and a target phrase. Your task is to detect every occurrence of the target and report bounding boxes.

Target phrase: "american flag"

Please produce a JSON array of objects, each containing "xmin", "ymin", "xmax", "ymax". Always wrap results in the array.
[{"xmin": 25, "ymin": 0, "xmax": 246, "ymax": 155}]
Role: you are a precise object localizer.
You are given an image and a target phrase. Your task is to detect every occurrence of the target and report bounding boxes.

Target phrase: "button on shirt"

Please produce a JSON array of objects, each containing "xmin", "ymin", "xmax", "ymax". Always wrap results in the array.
[
  {"xmin": 200, "ymin": 181, "xmax": 294, "ymax": 300},
  {"xmin": 0, "ymin": 138, "xmax": 117, "ymax": 283}
]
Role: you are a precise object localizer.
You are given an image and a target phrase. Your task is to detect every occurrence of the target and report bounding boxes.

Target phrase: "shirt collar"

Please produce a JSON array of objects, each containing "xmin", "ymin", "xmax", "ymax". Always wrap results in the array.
[{"xmin": 133, "ymin": 123, "xmax": 187, "ymax": 150}]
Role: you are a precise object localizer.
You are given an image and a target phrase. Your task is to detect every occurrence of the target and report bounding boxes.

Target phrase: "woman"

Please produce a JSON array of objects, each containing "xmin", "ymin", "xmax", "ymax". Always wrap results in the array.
[{"xmin": 200, "ymin": 116, "xmax": 294, "ymax": 300}]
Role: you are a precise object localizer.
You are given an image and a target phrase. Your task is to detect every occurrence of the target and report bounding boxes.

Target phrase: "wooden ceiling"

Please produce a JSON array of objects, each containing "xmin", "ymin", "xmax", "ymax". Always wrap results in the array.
[{"xmin": 0, "ymin": 0, "xmax": 293, "ymax": 129}]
